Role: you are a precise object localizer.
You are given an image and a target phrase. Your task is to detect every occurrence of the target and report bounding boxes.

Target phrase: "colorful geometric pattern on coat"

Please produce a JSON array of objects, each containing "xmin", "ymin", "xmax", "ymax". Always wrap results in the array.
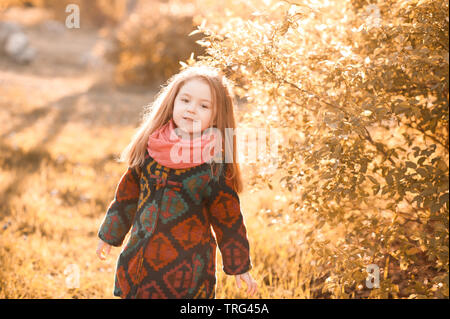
[{"xmin": 97, "ymin": 153, "xmax": 252, "ymax": 299}]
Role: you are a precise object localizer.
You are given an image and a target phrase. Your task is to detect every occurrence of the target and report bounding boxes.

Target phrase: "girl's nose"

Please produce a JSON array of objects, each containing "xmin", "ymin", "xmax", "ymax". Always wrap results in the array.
[
  {"xmin": 186, "ymin": 107, "xmax": 197, "ymax": 116},
  {"xmin": 186, "ymin": 103, "xmax": 196, "ymax": 112}
]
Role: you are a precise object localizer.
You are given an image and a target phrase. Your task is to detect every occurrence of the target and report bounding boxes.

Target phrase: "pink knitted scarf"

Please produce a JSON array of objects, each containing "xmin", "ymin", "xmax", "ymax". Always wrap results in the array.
[{"xmin": 147, "ymin": 118, "xmax": 222, "ymax": 169}]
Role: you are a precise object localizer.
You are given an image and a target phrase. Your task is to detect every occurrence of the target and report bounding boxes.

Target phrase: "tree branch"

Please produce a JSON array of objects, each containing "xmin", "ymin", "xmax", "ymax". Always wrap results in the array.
[{"xmin": 404, "ymin": 121, "xmax": 449, "ymax": 149}]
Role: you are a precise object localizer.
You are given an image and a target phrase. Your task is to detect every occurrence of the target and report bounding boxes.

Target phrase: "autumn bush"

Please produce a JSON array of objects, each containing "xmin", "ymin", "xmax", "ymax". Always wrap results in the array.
[
  {"xmin": 188, "ymin": 0, "xmax": 449, "ymax": 298},
  {"xmin": 104, "ymin": 0, "xmax": 207, "ymax": 85}
]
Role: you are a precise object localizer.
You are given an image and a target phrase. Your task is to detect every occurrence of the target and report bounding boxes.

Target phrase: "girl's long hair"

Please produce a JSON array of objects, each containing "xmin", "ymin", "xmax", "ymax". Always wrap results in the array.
[{"xmin": 119, "ymin": 65, "xmax": 244, "ymax": 194}]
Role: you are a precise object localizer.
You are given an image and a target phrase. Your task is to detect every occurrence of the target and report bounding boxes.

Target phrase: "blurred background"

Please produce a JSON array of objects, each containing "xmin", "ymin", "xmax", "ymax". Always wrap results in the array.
[{"xmin": 0, "ymin": 0, "xmax": 448, "ymax": 299}]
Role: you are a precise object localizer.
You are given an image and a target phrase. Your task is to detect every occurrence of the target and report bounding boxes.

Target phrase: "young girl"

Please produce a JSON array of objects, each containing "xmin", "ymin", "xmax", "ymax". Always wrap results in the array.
[{"xmin": 96, "ymin": 65, "xmax": 257, "ymax": 299}]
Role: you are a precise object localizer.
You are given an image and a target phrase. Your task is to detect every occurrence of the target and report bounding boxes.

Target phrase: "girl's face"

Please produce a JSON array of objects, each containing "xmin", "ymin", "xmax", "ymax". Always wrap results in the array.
[{"xmin": 173, "ymin": 78, "xmax": 214, "ymax": 138}]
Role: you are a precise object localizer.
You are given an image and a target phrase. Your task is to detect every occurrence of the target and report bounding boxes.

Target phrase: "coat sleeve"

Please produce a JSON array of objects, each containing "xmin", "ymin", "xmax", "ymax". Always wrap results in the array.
[
  {"xmin": 205, "ymin": 164, "xmax": 253, "ymax": 275},
  {"xmin": 98, "ymin": 166, "xmax": 140, "ymax": 247}
]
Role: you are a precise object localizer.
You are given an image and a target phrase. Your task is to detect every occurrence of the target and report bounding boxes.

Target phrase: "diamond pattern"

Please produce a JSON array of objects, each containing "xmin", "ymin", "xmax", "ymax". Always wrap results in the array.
[
  {"xmin": 163, "ymin": 260, "xmax": 193, "ymax": 298},
  {"xmin": 122, "ymin": 223, "xmax": 140, "ymax": 255},
  {"xmin": 140, "ymin": 201, "xmax": 158, "ymax": 233},
  {"xmin": 209, "ymin": 190, "xmax": 240, "ymax": 228},
  {"xmin": 136, "ymin": 280, "xmax": 167, "ymax": 299},
  {"xmin": 115, "ymin": 265, "xmax": 130, "ymax": 297},
  {"xmin": 128, "ymin": 247, "xmax": 146, "ymax": 285},
  {"xmin": 220, "ymin": 237, "xmax": 249, "ymax": 274},
  {"xmin": 116, "ymin": 168, "xmax": 140, "ymax": 202},
  {"xmin": 144, "ymin": 233, "xmax": 178, "ymax": 271},
  {"xmin": 99, "ymin": 154, "xmax": 252, "ymax": 299},
  {"xmin": 170, "ymin": 215, "xmax": 204, "ymax": 250},
  {"xmin": 183, "ymin": 171, "xmax": 210, "ymax": 204},
  {"xmin": 159, "ymin": 189, "xmax": 188, "ymax": 224},
  {"xmin": 189, "ymin": 253, "xmax": 205, "ymax": 294}
]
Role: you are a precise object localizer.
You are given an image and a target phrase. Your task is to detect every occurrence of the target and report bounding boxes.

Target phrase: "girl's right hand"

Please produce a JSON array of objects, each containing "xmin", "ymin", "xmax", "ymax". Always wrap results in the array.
[{"xmin": 96, "ymin": 239, "xmax": 112, "ymax": 260}]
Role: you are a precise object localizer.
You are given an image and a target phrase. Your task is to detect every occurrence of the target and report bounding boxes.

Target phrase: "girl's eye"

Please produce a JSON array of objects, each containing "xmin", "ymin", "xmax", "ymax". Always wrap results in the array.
[{"xmin": 181, "ymin": 97, "xmax": 209, "ymax": 109}]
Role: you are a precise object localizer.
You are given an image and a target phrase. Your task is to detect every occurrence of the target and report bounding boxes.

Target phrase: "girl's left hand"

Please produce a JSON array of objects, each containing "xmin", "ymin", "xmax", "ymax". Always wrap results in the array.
[
  {"xmin": 96, "ymin": 239, "xmax": 112, "ymax": 260},
  {"xmin": 235, "ymin": 271, "xmax": 258, "ymax": 296}
]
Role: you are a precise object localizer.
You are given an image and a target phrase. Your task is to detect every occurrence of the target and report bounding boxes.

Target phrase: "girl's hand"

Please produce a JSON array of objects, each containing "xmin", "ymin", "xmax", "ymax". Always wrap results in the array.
[
  {"xmin": 96, "ymin": 239, "xmax": 112, "ymax": 260},
  {"xmin": 235, "ymin": 271, "xmax": 258, "ymax": 296}
]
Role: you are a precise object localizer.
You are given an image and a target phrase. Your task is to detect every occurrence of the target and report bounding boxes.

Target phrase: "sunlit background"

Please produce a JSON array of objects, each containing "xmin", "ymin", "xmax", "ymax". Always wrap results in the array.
[{"xmin": 0, "ymin": 0, "xmax": 448, "ymax": 299}]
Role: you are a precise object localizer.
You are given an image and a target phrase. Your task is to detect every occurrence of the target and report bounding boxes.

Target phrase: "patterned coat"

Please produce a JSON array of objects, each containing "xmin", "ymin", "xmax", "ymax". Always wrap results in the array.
[{"xmin": 98, "ymin": 153, "xmax": 252, "ymax": 299}]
